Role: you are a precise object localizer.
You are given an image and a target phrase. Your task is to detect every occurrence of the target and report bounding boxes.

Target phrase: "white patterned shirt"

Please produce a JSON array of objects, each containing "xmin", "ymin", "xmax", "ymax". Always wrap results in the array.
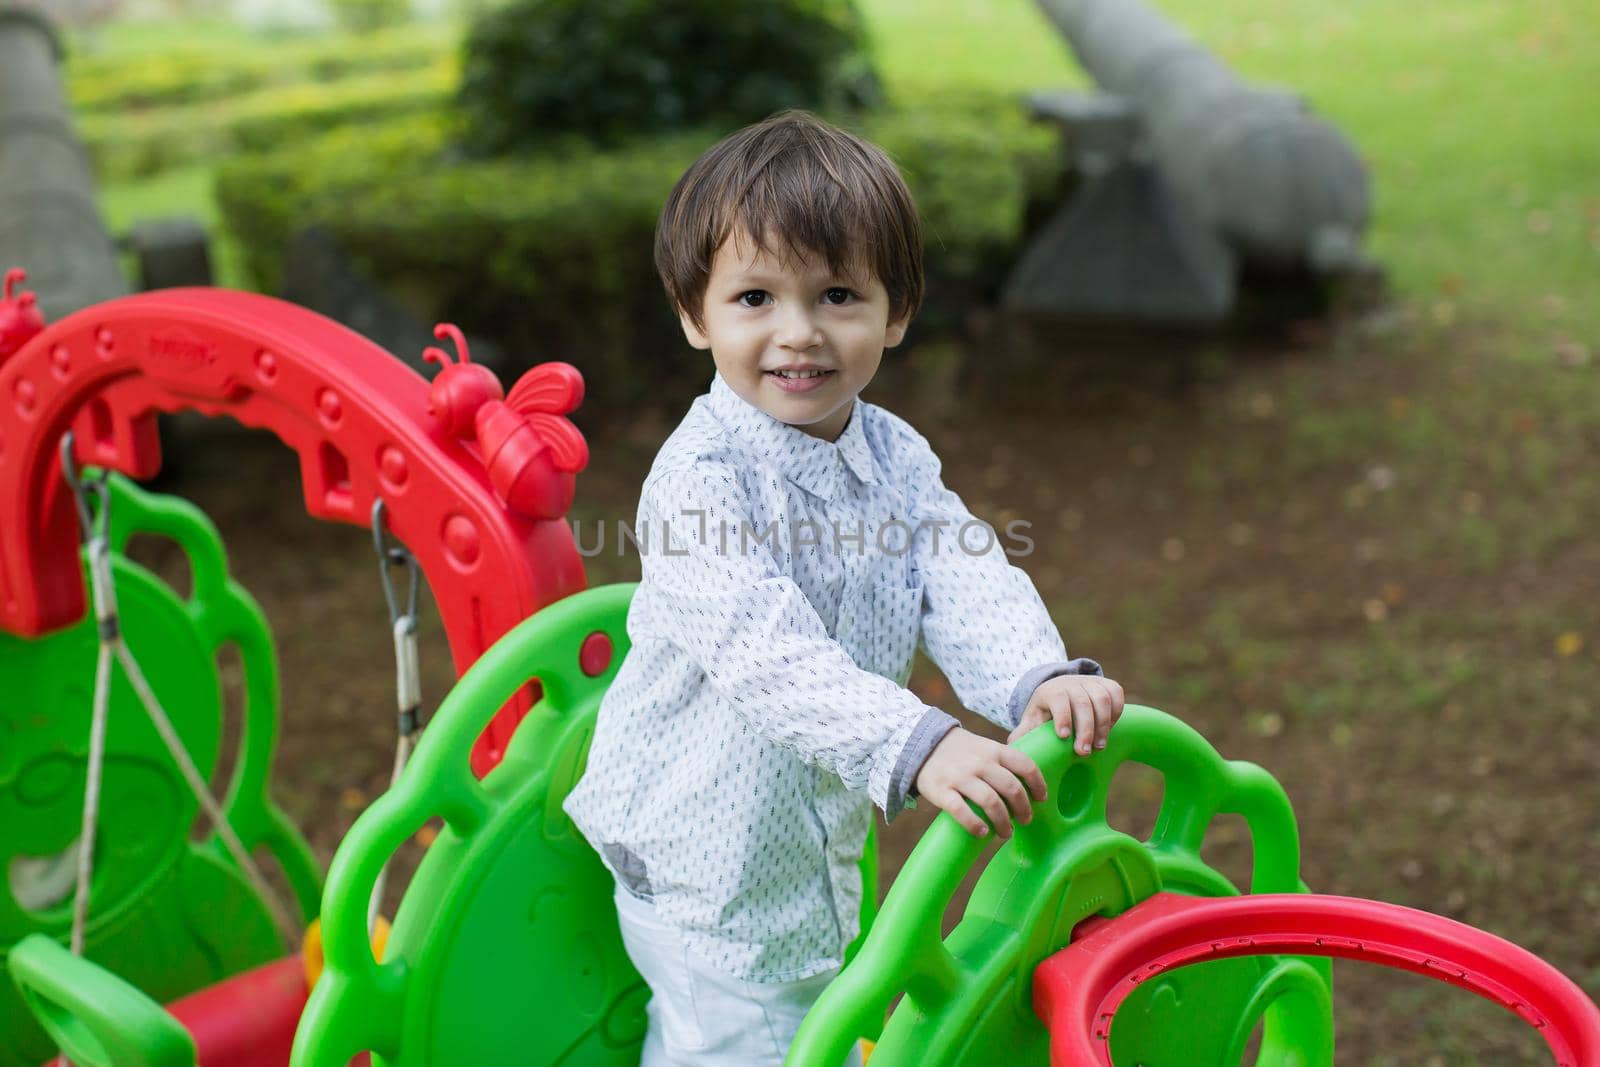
[{"xmin": 564, "ymin": 374, "xmax": 1099, "ymax": 981}]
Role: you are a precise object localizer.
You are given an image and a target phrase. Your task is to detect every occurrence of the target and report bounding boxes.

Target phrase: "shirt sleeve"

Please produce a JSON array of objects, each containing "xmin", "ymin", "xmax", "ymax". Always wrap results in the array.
[
  {"xmin": 633, "ymin": 460, "xmax": 951, "ymax": 820},
  {"xmin": 900, "ymin": 427, "xmax": 1102, "ymax": 731}
]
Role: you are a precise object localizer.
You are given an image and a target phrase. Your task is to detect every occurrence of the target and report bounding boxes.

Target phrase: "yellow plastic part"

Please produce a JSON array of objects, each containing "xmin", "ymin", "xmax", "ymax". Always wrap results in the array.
[{"xmin": 301, "ymin": 916, "xmax": 390, "ymax": 990}]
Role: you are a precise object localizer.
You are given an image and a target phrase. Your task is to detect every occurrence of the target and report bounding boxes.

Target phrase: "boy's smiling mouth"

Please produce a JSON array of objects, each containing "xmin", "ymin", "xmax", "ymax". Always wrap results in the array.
[{"xmin": 765, "ymin": 366, "xmax": 836, "ymax": 392}]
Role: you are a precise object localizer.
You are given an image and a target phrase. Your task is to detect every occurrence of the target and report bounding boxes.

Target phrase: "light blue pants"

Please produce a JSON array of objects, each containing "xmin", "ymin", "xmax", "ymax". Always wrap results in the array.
[{"xmin": 614, "ymin": 887, "xmax": 865, "ymax": 1067}]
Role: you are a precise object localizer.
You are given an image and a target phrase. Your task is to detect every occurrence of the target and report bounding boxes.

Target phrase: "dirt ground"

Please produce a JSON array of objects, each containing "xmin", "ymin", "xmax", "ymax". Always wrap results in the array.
[{"xmin": 120, "ymin": 306, "xmax": 1598, "ymax": 1065}]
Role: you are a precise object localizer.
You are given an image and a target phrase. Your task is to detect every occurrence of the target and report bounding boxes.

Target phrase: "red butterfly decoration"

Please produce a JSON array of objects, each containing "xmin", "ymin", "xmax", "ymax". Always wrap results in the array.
[{"xmin": 423, "ymin": 323, "xmax": 588, "ymax": 521}]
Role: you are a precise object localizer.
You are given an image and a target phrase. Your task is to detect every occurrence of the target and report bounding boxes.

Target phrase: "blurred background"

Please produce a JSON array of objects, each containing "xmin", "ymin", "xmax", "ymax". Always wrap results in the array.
[{"xmin": 3, "ymin": 0, "xmax": 1596, "ymax": 1062}]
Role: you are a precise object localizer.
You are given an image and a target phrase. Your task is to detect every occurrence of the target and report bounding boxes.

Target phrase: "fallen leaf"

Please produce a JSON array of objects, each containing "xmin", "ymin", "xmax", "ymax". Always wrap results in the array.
[
  {"xmin": 1556, "ymin": 631, "xmax": 1584, "ymax": 657},
  {"xmin": 1252, "ymin": 712, "xmax": 1284, "ymax": 738},
  {"xmin": 1554, "ymin": 338, "xmax": 1590, "ymax": 368}
]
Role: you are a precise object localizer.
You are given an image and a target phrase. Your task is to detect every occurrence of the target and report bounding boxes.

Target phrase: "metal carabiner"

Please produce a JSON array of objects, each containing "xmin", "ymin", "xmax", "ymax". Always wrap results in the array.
[
  {"xmin": 370, "ymin": 498, "xmax": 419, "ymax": 626},
  {"xmin": 59, "ymin": 433, "xmax": 111, "ymax": 546},
  {"xmin": 371, "ymin": 498, "xmax": 423, "ymax": 739},
  {"xmin": 60, "ymin": 434, "xmax": 118, "ymax": 638}
]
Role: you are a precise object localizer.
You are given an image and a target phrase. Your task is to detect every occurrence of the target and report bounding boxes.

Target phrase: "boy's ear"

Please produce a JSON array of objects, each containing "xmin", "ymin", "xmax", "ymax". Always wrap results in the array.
[
  {"xmin": 679, "ymin": 309, "xmax": 711, "ymax": 350},
  {"xmin": 884, "ymin": 314, "xmax": 910, "ymax": 350}
]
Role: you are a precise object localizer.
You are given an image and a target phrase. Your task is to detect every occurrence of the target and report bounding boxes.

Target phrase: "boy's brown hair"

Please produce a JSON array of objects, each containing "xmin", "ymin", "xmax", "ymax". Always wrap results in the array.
[{"xmin": 655, "ymin": 110, "xmax": 924, "ymax": 332}]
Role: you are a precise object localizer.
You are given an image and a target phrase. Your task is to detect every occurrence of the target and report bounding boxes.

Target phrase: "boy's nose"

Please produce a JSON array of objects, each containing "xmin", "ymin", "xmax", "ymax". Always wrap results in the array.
[{"xmin": 774, "ymin": 307, "xmax": 824, "ymax": 351}]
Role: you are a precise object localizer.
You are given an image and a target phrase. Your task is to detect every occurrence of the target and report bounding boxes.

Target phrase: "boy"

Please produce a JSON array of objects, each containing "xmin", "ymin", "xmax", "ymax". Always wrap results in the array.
[{"xmin": 565, "ymin": 111, "xmax": 1123, "ymax": 1065}]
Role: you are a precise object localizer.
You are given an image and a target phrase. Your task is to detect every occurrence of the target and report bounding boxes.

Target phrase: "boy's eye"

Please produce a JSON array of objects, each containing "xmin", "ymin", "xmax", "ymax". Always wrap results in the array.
[
  {"xmin": 822, "ymin": 287, "xmax": 855, "ymax": 305},
  {"xmin": 737, "ymin": 290, "xmax": 769, "ymax": 308}
]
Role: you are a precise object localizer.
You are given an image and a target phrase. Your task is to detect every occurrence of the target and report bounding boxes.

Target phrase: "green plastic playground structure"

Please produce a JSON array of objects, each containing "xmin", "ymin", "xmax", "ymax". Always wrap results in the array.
[
  {"xmin": 0, "ymin": 474, "xmax": 319, "ymax": 1067},
  {"xmin": 10, "ymin": 580, "xmax": 1335, "ymax": 1066},
  {"xmin": 290, "ymin": 582, "xmax": 1331, "ymax": 1066}
]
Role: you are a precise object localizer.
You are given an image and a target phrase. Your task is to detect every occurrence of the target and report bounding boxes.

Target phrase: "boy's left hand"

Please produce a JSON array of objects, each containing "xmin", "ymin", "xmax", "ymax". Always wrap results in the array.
[{"xmin": 1008, "ymin": 674, "xmax": 1125, "ymax": 755}]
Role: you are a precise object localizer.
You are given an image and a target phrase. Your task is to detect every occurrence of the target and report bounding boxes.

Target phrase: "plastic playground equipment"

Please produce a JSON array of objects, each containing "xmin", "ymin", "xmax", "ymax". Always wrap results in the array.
[{"xmin": 2, "ymin": 279, "xmax": 1597, "ymax": 1066}]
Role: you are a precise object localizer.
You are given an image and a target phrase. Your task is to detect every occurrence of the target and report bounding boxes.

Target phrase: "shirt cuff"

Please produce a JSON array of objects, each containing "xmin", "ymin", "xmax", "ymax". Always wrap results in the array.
[
  {"xmin": 885, "ymin": 707, "xmax": 961, "ymax": 822},
  {"xmin": 1005, "ymin": 658, "xmax": 1104, "ymax": 731}
]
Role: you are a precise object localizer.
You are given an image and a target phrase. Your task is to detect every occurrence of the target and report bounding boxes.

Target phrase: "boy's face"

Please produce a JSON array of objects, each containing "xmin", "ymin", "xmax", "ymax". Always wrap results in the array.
[{"xmin": 681, "ymin": 228, "xmax": 908, "ymax": 442}]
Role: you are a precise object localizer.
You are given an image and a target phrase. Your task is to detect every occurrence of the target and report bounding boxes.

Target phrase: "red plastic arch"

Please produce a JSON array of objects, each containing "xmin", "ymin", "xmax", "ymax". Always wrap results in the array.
[
  {"xmin": 0, "ymin": 288, "xmax": 586, "ymax": 773},
  {"xmin": 1033, "ymin": 892, "xmax": 1600, "ymax": 1067}
]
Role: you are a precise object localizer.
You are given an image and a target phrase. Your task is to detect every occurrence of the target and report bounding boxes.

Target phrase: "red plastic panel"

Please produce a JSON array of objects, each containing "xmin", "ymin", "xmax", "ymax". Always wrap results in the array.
[
  {"xmin": 1033, "ymin": 892, "xmax": 1600, "ymax": 1067},
  {"xmin": 167, "ymin": 956, "xmax": 308, "ymax": 1067},
  {"xmin": 0, "ymin": 288, "xmax": 587, "ymax": 773}
]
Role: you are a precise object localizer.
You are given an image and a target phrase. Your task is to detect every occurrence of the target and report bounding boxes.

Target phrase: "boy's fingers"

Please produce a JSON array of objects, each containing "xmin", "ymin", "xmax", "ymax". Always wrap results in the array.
[
  {"xmin": 964, "ymin": 779, "xmax": 1012, "ymax": 840},
  {"xmin": 998, "ymin": 746, "xmax": 1048, "ymax": 801},
  {"xmin": 1048, "ymin": 696, "xmax": 1074, "ymax": 739},
  {"xmin": 1071, "ymin": 693, "xmax": 1096, "ymax": 755},
  {"xmin": 1008, "ymin": 706, "xmax": 1044, "ymax": 744},
  {"xmin": 1088, "ymin": 686, "xmax": 1115, "ymax": 749},
  {"xmin": 933, "ymin": 786, "xmax": 989, "ymax": 838},
  {"xmin": 979, "ymin": 765, "xmax": 1033, "ymax": 825}
]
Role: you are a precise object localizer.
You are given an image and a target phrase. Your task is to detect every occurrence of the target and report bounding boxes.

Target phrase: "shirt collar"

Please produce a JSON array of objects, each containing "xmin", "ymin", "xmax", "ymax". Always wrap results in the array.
[{"xmin": 706, "ymin": 374, "xmax": 879, "ymax": 500}]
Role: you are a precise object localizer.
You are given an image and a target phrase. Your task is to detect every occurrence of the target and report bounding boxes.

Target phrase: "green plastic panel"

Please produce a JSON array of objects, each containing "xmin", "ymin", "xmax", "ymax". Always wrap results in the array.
[
  {"xmin": 294, "ymin": 583, "xmax": 646, "ymax": 1067},
  {"xmin": 0, "ymin": 474, "xmax": 317, "ymax": 1067},
  {"xmin": 791, "ymin": 704, "xmax": 1335, "ymax": 1067}
]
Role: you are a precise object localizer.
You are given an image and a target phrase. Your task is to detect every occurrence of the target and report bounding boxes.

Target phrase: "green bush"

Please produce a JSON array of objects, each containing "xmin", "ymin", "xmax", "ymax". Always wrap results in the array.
[
  {"xmin": 216, "ymin": 98, "xmax": 1061, "ymax": 411},
  {"xmin": 216, "ymin": 112, "xmax": 455, "ymax": 293},
  {"xmin": 456, "ymin": 0, "xmax": 882, "ymax": 154}
]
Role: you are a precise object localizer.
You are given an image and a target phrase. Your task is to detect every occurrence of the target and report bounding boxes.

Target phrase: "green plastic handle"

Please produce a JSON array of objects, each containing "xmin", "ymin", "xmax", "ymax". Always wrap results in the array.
[
  {"xmin": 7, "ymin": 934, "xmax": 196, "ymax": 1067},
  {"xmin": 791, "ymin": 704, "xmax": 1328, "ymax": 1067}
]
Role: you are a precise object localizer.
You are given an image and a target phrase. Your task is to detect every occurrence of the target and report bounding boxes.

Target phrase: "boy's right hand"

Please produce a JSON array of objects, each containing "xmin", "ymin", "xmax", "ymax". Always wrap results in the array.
[{"xmin": 914, "ymin": 728, "xmax": 1047, "ymax": 839}]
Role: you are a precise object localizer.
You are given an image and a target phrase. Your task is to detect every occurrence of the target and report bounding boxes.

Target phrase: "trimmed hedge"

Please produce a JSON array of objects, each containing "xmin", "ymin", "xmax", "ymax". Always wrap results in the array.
[
  {"xmin": 216, "ymin": 99, "xmax": 1061, "ymax": 411},
  {"xmin": 66, "ymin": 22, "xmax": 450, "ymax": 113},
  {"xmin": 78, "ymin": 59, "xmax": 456, "ymax": 182}
]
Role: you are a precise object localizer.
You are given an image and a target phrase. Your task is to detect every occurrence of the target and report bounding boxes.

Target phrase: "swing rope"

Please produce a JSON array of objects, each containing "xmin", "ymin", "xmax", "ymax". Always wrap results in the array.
[
  {"xmin": 59, "ymin": 436, "xmax": 301, "ymax": 961},
  {"xmin": 368, "ymin": 498, "xmax": 424, "ymax": 932}
]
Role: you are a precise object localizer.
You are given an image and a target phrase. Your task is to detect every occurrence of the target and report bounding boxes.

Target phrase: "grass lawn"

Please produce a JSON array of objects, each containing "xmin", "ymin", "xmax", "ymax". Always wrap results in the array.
[{"xmin": 52, "ymin": 3, "xmax": 1600, "ymax": 1064}]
